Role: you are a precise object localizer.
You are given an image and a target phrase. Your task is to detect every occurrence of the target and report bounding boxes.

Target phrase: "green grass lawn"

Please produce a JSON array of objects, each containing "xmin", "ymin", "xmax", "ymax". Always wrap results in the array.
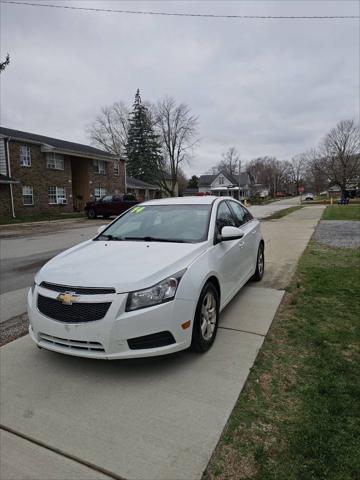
[
  {"xmin": 0, "ymin": 212, "xmax": 85, "ymax": 225},
  {"xmin": 264, "ymin": 206, "xmax": 303, "ymax": 221},
  {"xmin": 322, "ymin": 205, "xmax": 360, "ymax": 221},
  {"xmin": 204, "ymin": 241, "xmax": 360, "ymax": 480}
]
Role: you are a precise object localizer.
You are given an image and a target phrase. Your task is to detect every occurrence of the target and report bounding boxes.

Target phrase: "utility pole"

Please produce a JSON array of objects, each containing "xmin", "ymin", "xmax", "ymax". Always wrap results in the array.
[{"xmin": 238, "ymin": 158, "xmax": 242, "ymax": 200}]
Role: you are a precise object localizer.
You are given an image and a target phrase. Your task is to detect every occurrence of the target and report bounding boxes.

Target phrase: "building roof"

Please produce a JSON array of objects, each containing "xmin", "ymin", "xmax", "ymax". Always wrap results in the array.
[
  {"xmin": 198, "ymin": 174, "xmax": 216, "ymax": 187},
  {"xmin": 198, "ymin": 171, "xmax": 239, "ymax": 187},
  {"xmin": 0, "ymin": 127, "xmax": 120, "ymax": 161},
  {"xmin": 126, "ymin": 176, "xmax": 158, "ymax": 190}
]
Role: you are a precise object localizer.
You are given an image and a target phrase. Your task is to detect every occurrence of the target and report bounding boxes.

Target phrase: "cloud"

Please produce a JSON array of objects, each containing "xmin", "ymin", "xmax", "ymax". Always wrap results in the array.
[{"xmin": 0, "ymin": 0, "xmax": 359, "ymax": 176}]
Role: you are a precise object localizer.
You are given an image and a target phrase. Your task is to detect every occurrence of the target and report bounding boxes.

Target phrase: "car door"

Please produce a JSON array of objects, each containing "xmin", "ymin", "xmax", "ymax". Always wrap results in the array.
[
  {"xmin": 213, "ymin": 201, "xmax": 245, "ymax": 303},
  {"xmin": 112, "ymin": 195, "xmax": 123, "ymax": 216},
  {"xmin": 227, "ymin": 200, "xmax": 257, "ymax": 279},
  {"xmin": 99, "ymin": 195, "xmax": 113, "ymax": 217}
]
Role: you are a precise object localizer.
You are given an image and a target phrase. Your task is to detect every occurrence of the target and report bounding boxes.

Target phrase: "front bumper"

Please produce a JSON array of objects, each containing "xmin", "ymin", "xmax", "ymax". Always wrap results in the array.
[{"xmin": 27, "ymin": 287, "xmax": 195, "ymax": 359}]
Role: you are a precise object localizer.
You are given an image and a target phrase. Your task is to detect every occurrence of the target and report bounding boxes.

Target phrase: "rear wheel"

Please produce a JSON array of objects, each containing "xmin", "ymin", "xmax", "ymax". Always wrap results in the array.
[
  {"xmin": 87, "ymin": 208, "xmax": 97, "ymax": 219},
  {"xmin": 252, "ymin": 243, "xmax": 265, "ymax": 281},
  {"xmin": 190, "ymin": 282, "xmax": 219, "ymax": 353}
]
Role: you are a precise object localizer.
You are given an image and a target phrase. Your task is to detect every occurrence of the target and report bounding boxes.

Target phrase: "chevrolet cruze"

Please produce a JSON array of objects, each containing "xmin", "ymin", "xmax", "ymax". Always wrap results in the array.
[{"xmin": 28, "ymin": 196, "xmax": 264, "ymax": 359}]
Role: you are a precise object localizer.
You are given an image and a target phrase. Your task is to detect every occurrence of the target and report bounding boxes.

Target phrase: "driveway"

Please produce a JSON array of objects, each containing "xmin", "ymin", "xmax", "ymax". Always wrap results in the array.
[{"xmin": 0, "ymin": 206, "xmax": 324, "ymax": 480}]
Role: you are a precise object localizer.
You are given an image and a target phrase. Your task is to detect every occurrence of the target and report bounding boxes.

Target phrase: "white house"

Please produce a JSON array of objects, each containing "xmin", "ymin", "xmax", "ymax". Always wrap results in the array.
[{"xmin": 198, "ymin": 171, "xmax": 240, "ymax": 197}]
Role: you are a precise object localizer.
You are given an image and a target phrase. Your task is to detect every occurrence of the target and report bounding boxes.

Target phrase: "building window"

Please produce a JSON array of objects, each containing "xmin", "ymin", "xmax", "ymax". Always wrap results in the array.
[
  {"xmin": 48, "ymin": 186, "xmax": 67, "ymax": 205},
  {"xmin": 20, "ymin": 145, "xmax": 31, "ymax": 167},
  {"xmin": 47, "ymin": 153, "xmax": 65, "ymax": 170},
  {"xmin": 113, "ymin": 160, "xmax": 120, "ymax": 175},
  {"xmin": 22, "ymin": 186, "xmax": 34, "ymax": 206},
  {"xmin": 93, "ymin": 159, "xmax": 106, "ymax": 175},
  {"xmin": 94, "ymin": 187, "xmax": 106, "ymax": 200},
  {"xmin": 218, "ymin": 176, "xmax": 224, "ymax": 185}
]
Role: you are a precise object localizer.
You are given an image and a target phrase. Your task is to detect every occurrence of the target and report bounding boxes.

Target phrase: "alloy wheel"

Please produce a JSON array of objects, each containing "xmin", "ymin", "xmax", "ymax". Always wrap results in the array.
[
  {"xmin": 200, "ymin": 292, "xmax": 217, "ymax": 341},
  {"xmin": 258, "ymin": 247, "xmax": 264, "ymax": 277}
]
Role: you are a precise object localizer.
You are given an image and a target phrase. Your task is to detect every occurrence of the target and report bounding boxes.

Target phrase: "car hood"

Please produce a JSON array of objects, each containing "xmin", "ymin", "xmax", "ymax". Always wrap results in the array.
[{"xmin": 36, "ymin": 240, "xmax": 208, "ymax": 292}]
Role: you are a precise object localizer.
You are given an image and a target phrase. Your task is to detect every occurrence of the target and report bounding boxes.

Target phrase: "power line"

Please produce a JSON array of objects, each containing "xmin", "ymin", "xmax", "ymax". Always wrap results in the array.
[{"xmin": 1, "ymin": 1, "xmax": 359, "ymax": 19}]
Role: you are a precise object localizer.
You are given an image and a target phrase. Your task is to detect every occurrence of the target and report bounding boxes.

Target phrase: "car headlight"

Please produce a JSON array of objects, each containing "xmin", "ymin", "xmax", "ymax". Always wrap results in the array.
[{"xmin": 125, "ymin": 269, "xmax": 186, "ymax": 312}]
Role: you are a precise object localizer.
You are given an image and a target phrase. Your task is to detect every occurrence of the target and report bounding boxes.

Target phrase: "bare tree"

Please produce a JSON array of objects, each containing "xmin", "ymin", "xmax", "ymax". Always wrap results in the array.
[
  {"xmin": 246, "ymin": 156, "xmax": 290, "ymax": 197},
  {"xmin": 217, "ymin": 147, "xmax": 239, "ymax": 177},
  {"xmin": 156, "ymin": 97, "xmax": 198, "ymax": 196},
  {"xmin": 289, "ymin": 154, "xmax": 307, "ymax": 193},
  {"xmin": 177, "ymin": 168, "xmax": 188, "ymax": 196},
  {"xmin": 303, "ymin": 148, "xmax": 328, "ymax": 194},
  {"xmin": 317, "ymin": 119, "xmax": 360, "ymax": 197},
  {"xmin": 87, "ymin": 102, "xmax": 129, "ymax": 156},
  {"xmin": 0, "ymin": 53, "xmax": 10, "ymax": 73}
]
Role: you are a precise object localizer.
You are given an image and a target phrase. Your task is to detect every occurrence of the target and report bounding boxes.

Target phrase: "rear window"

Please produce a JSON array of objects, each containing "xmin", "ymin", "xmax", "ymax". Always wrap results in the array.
[{"xmin": 123, "ymin": 194, "xmax": 137, "ymax": 201}]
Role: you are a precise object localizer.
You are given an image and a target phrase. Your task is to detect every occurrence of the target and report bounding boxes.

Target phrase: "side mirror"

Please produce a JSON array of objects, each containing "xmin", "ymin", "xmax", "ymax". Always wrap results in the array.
[
  {"xmin": 220, "ymin": 226, "xmax": 244, "ymax": 241},
  {"xmin": 97, "ymin": 225, "xmax": 107, "ymax": 235}
]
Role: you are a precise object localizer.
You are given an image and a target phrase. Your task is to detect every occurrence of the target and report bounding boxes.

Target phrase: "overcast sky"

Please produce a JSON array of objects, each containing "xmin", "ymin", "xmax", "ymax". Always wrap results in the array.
[{"xmin": 0, "ymin": 0, "xmax": 359, "ymax": 176}]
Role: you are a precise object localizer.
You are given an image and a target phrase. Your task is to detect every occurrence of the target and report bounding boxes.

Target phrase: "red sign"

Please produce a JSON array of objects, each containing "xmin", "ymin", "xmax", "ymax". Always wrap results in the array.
[{"xmin": 298, "ymin": 186, "xmax": 305, "ymax": 193}]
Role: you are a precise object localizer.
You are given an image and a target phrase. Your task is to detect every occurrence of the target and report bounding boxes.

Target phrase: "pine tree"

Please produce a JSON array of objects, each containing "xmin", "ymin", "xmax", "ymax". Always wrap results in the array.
[{"xmin": 125, "ymin": 89, "xmax": 162, "ymax": 182}]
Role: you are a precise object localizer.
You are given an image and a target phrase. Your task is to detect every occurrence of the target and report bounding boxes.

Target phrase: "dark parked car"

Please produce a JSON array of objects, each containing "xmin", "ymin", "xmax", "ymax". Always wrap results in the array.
[{"xmin": 85, "ymin": 194, "xmax": 138, "ymax": 219}]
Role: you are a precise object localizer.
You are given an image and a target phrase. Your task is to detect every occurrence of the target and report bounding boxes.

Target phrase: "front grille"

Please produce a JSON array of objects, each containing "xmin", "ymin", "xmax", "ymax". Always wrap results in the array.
[
  {"xmin": 37, "ymin": 294, "xmax": 111, "ymax": 323},
  {"xmin": 127, "ymin": 331, "xmax": 176, "ymax": 350},
  {"xmin": 40, "ymin": 282, "xmax": 115, "ymax": 295},
  {"xmin": 39, "ymin": 333, "xmax": 105, "ymax": 352}
]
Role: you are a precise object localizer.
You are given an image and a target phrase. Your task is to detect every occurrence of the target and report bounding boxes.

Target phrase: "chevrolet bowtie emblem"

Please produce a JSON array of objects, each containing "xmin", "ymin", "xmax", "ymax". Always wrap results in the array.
[{"xmin": 57, "ymin": 292, "xmax": 79, "ymax": 305}]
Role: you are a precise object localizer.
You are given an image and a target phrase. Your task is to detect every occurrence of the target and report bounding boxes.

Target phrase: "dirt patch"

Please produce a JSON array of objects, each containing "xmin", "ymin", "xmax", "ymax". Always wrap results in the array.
[{"xmin": 0, "ymin": 313, "xmax": 29, "ymax": 346}]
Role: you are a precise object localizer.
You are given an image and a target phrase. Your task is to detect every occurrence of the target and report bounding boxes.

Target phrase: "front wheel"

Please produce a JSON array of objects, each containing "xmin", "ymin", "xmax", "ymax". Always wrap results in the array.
[
  {"xmin": 87, "ymin": 208, "xmax": 97, "ymax": 219},
  {"xmin": 190, "ymin": 282, "xmax": 219, "ymax": 353},
  {"xmin": 252, "ymin": 243, "xmax": 265, "ymax": 281}
]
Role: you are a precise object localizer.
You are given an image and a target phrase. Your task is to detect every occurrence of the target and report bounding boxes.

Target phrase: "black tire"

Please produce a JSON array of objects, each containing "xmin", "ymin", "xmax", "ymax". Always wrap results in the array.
[
  {"xmin": 87, "ymin": 208, "xmax": 97, "ymax": 219},
  {"xmin": 190, "ymin": 282, "xmax": 219, "ymax": 353},
  {"xmin": 252, "ymin": 243, "xmax": 265, "ymax": 281}
]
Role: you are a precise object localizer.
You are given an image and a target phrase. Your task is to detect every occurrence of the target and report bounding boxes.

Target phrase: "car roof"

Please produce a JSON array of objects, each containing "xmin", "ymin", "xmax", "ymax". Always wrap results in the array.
[{"xmin": 142, "ymin": 196, "xmax": 228, "ymax": 206}]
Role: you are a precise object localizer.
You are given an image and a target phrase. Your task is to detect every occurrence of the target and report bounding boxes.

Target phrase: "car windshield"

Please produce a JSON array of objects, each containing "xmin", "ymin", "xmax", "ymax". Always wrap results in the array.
[{"xmin": 96, "ymin": 204, "xmax": 212, "ymax": 243}]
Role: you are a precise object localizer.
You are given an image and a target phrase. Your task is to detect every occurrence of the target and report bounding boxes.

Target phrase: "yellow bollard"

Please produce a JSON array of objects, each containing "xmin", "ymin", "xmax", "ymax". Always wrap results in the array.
[
  {"xmin": 331, "ymin": 197, "xmax": 333, "ymax": 205},
  {"xmin": 244, "ymin": 199, "xmax": 247, "ymax": 207}
]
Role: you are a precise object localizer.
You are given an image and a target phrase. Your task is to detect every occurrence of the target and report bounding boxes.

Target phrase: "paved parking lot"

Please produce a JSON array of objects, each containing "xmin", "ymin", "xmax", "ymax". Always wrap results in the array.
[{"xmin": 0, "ymin": 205, "xmax": 324, "ymax": 480}]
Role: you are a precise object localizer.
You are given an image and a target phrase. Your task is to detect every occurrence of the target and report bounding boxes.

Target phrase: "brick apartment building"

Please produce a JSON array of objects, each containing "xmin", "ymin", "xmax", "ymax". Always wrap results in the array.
[{"xmin": 0, "ymin": 127, "xmax": 125, "ymax": 219}]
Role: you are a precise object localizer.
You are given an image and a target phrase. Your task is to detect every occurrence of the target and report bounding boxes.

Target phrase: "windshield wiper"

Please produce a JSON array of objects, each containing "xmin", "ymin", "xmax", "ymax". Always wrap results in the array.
[
  {"xmin": 123, "ymin": 236, "xmax": 186, "ymax": 243},
  {"xmin": 97, "ymin": 234, "xmax": 124, "ymax": 241}
]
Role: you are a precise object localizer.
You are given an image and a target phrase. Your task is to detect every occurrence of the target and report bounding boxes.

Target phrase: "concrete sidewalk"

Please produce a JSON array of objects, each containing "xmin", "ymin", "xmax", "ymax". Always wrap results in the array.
[
  {"xmin": 0, "ymin": 206, "xmax": 324, "ymax": 480},
  {"xmin": 1, "ymin": 286, "xmax": 280, "ymax": 480},
  {"xmin": 260, "ymin": 206, "xmax": 325, "ymax": 289}
]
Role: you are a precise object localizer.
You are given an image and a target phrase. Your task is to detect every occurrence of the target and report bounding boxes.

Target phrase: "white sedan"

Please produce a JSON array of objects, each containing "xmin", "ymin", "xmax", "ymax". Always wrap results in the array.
[{"xmin": 28, "ymin": 196, "xmax": 264, "ymax": 359}]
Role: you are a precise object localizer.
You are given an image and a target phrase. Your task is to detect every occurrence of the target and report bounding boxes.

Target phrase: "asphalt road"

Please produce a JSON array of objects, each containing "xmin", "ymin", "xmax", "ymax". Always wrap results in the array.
[{"xmin": 1, "ymin": 224, "xmax": 104, "ymax": 294}]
